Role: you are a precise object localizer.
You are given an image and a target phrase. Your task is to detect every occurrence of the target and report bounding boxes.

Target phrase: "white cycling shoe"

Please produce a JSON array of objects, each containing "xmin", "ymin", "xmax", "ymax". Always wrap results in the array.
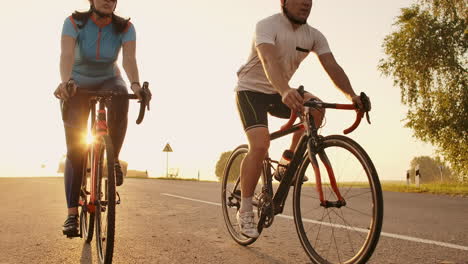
[{"xmin": 236, "ymin": 211, "xmax": 259, "ymax": 238}]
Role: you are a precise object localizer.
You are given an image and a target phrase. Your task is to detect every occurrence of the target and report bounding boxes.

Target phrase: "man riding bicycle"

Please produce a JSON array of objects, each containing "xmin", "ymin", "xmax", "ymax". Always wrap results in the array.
[
  {"xmin": 235, "ymin": 0, "xmax": 365, "ymax": 238},
  {"xmin": 54, "ymin": 0, "xmax": 147, "ymax": 237}
]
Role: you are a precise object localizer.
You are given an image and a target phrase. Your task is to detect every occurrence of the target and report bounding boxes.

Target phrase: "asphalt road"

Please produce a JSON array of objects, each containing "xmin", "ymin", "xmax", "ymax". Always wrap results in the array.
[{"xmin": 1, "ymin": 178, "xmax": 467, "ymax": 264}]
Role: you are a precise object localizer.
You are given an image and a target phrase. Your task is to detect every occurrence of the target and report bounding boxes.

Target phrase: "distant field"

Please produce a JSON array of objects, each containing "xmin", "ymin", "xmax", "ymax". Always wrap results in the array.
[
  {"xmin": 380, "ymin": 182, "xmax": 468, "ymax": 196},
  {"xmin": 305, "ymin": 181, "xmax": 468, "ymax": 197},
  {"xmin": 127, "ymin": 176, "xmax": 468, "ymax": 197}
]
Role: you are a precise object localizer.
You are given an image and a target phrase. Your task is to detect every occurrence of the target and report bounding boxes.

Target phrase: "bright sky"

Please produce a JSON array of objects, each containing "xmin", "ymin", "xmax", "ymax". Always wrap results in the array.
[{"xmin": 0, "ymin": 0, "xmax": 435, "ymax": 181}]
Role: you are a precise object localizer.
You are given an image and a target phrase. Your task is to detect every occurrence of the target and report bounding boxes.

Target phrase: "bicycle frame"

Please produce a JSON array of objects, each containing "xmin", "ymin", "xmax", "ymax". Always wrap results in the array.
[
  {"xmin": 86, "ymin": 98, "xmax": 109, "ymax": 214},
  {"xmin": 264, "ymin": 99, "xmax": 368, "ymax": 215},
  {"xmin": 73, "ymin": 84, "xmax": 150, "ymax": 216}
]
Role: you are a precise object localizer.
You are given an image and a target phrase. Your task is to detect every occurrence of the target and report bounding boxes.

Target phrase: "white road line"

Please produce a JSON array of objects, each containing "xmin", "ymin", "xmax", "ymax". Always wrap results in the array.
[{"xmin": 161, "ymin": 193, "xmax": 468, "ymax": 252}]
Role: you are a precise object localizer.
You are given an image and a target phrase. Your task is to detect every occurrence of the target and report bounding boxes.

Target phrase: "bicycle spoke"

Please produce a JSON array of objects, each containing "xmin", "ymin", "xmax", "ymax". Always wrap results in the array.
[
  {"xmin": 324, "ymin": 210, "xmax": 337, "ymax": 261},
  {"xmin": 338, "ymin": 208, "xmax": 358, "ymax": 256},
  {"xmin": 345, "ymin": 190, "xmax": 372, "ymax": 200},
  {"xmin": 330, "ymin": 208, "xmax": 366, "ymax": 241},
  {"xmin": 313, "ymin": 207, "xmax": 329, "ymax": 245},
  {"xmin": 343, "ymin": 205, "xmax": 373, "ymax": 218},
  {"xmin": 330, "ymin": 211, "xmax": 343, "ymax": 263}
]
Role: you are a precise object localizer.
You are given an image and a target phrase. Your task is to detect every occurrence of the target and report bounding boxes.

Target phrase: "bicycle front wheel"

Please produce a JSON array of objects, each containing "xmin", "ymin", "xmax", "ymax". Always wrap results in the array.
[
  {"xmin": 293, "ymin": 135, "xmax": 383, "ymax": 264},
  {"xmin": 94, "ymin": 135, "xmax": 116, "ymax": 264},
  {"xmin": 221, "ymin": 144, "xmax": 263, "ymax": 246}
]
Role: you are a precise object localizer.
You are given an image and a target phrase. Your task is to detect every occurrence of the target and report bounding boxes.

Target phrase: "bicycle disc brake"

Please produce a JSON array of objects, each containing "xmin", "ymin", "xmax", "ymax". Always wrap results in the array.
[{"xmin": 257, "ymin": 191, "xmax": 274, "ymax": 228}]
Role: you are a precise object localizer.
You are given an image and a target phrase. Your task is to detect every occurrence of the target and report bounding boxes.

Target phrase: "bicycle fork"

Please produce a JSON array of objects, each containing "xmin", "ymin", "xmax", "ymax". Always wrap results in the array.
[{"xmin": 307, "ymin": 141, "xmax": 346, "ymax": 208}]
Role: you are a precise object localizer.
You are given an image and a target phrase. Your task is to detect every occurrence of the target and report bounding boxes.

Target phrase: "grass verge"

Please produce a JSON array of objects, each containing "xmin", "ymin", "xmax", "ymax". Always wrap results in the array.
[{"xmin": 380, "ymin": 182, "xmax": 468, "ymax": 196}]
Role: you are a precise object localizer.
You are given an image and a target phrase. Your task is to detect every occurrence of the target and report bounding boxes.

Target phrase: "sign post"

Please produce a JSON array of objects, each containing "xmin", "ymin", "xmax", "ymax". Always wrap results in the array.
[
  {"xmin": 406, "ymin": 170, "xmax": 410, "ymax": 186},
  {"xmin": 162, "ymin": 143, "xmax": 173, "ymax": 177},
  {"xmin": 415, "ymin": 164, "xmax": 420, "ymax": 188}
]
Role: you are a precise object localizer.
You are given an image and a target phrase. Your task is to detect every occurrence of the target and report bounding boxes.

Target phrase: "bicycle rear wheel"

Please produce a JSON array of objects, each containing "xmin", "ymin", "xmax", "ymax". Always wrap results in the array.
[
  {"xmin": 80, "ymin": 150, "xmax": 94, "ymax": 243},
  {"xmin": 94, "ymin": 135, "xmax": 116, "ymax": 264},
  {"xmin": 221, "ymin": 144, "xmax": 264, "ymax": 246},
  {"xmin": 293, "ymin": 135, "xmax": 383, "ymax": 264}
]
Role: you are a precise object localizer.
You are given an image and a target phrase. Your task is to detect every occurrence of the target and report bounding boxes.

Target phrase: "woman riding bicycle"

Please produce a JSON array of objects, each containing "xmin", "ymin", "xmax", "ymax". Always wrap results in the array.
[{"xmin": 54, "ymin": 0, "xmax": 144, "ymax": 236}]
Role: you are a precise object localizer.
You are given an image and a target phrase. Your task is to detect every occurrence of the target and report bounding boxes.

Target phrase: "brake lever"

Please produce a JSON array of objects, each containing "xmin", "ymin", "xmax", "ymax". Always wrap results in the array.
[
  {"xmin": 298, "ymin": 85, "xmax": 305, "ymax": 98},
  {"xmin": 141, "ymin": 82, "xmax": 151, "ymax": 111},
  {"xmin": 365, "ymin": 111, "xmax": 371, "ymax": 124},
  {"xmin": 143, "ymin": 92, "xmax": 151, "ymax": 111},
  {"xmin": 359, "ymin": 92, "xmax": 371, "ymax": 124}
]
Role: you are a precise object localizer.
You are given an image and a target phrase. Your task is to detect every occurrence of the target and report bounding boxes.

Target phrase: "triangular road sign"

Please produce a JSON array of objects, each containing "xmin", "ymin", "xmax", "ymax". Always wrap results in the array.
[{"xmin": 163, "ymin": 143, "xmax": 173, "ymax": 152}]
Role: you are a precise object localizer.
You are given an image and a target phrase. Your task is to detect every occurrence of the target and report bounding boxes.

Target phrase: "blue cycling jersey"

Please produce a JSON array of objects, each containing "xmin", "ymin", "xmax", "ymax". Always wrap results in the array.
[{"xmin": 61, "ymin": 15, "xmax": 136, "ymax": 85}]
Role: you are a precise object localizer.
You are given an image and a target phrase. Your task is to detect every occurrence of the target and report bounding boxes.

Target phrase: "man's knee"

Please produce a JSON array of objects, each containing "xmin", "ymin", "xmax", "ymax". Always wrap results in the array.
[
  {"xmin": 249, "ymin": 141, "xmax": 270, "ymax": 157},
  {"xmin": 245, "ymin": 127, "xmax": 270, "ymax": 158}
]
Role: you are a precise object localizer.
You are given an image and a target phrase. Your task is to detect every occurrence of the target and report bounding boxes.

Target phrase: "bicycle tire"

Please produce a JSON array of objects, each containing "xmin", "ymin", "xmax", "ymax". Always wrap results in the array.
[
  {"xmin": 94, "ymin": 135, "xmax": 116, "ymax": 264},
  {"xmin": 221, "ymin": 144, "xmax": 263, "ymax": 246},
  {"xmin": 80, "ymin": 151, "xmax": 95, "ymax": 243},
  {"xmin": 293, "ymin": 135, "xmax": 383, "ymax": 264}
]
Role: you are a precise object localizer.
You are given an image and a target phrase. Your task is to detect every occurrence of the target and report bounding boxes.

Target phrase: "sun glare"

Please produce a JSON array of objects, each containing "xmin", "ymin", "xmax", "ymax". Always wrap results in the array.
[{"xmin": 85, "ymin": 132, "xmax": 94, "ymax": 145}]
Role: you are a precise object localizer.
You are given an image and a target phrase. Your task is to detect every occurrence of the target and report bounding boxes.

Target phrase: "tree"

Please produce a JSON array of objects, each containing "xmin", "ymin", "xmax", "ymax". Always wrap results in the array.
[
  {"xmin": 215, "ymin": 151, "xmax": 231, "ymax": 181},
  {"xmin": 379, "ymin": 0, "xmax": 467, "ymax": 180},
  {"xmin": 409, "ymin": 156, "xmax": 455, "ymax": 182},
  {"xmin": 215, "ymin": 151, "xmax": 244, "ymax": 182}
]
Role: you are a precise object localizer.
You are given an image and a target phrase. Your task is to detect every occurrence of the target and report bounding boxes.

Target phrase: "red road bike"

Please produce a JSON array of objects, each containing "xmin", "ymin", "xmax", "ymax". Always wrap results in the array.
[
  {"xmin": 64, "ymin": 82, "xmax": 151, "ymax": 264},
  {"xmin": 222, "ymin": 86, "xmax": 383, "ymax": 264}
]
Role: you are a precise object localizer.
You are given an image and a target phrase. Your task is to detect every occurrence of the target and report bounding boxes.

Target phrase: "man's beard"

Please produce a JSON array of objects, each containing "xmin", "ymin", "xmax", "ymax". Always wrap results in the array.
[{"xmin": 282, "ymin": 6, "xmax": 308, "ymax": 25}]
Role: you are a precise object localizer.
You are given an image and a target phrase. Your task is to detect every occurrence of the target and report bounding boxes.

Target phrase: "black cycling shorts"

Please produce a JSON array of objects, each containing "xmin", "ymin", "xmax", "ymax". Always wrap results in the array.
[{"xmin": 236, "ymin": 90, "xmax": 291, "ymax": 131}]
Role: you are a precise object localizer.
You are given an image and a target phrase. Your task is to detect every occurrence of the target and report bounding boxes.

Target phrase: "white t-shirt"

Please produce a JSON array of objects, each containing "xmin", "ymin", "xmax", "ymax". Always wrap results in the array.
[{"xmin": 235, "ymin": 13, "xmax": 331, "ymax": 94}]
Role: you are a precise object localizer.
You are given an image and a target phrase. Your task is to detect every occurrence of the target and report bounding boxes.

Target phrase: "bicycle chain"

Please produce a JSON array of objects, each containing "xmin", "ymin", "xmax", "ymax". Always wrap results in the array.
[{"xmin": 257, "ymin": 191, "xmax": 274, "ymax": 228}]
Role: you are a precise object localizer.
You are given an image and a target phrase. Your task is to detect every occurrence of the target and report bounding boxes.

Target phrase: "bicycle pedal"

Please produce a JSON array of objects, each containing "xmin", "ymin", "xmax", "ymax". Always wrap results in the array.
[{"xmin": 63, "ymin": 230, "xmax": 80, "ymax": 238}]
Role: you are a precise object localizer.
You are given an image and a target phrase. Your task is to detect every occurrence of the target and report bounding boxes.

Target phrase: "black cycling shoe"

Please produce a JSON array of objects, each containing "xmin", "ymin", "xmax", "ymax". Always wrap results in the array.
[
  {"xmin": 62, "ymin": 214, "xmax": 79, "ymax": 237},
  {"xmin": 273, "ymin": 165, "xmax": 309, "ymax": 185},
  {"xmin": 115, "ymin": 161, "xmax": 124, "ymax": 186}
]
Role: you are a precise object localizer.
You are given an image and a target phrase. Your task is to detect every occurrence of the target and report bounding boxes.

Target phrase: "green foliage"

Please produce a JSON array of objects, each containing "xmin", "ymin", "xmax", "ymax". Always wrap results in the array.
[
  {"xmin": 408, "ymin": 156, "xmax": 455, "ymax": 182},
  {"xmin": 215, "ymin": 151, "xmax": 232, "ymax": 181},
  {"xmin": 379, "ymin": 1, "xmax": 467, "ymax": 179},
  {"xmin": 215, "ymin": 150, "xmax": 244, "ymax": 182}
]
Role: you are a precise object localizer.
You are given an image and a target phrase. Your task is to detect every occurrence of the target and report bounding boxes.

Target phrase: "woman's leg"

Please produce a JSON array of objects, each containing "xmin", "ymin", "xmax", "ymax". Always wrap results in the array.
[
  {"xmin": 61, "ymin": 93, "xmax": 90, "ymax": 235},
  {"xmin": 62, "ymin": 94, "xmax": 90, "ymax": 213},
  {"xmin": 100, "ymin": 77, "xmax": 129, "ymax": 186},
  {"xmin": 101, "ymin": 77, "xmax": 129, "ymax": 160}
]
